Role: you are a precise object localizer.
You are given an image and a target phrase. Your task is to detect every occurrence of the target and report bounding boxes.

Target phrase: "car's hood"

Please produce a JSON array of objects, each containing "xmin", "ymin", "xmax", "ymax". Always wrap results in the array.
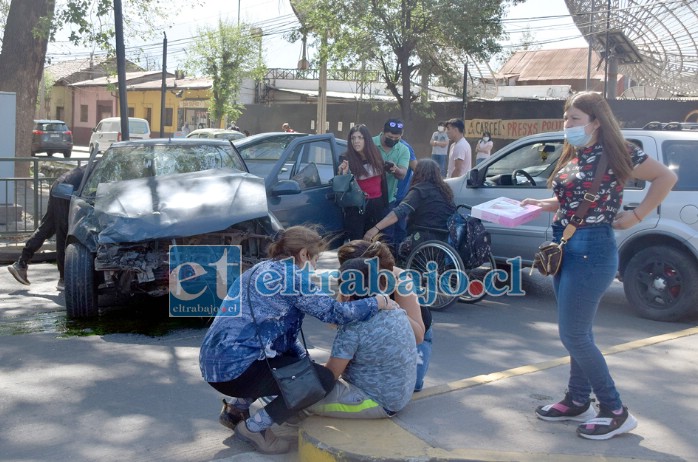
[{"xmin": 92, "ymin": 168, "xmax": 268, "ymax": 244}]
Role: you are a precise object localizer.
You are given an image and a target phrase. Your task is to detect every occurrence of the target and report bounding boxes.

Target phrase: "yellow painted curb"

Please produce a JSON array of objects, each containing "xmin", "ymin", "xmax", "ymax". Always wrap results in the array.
[{"xmin": 299, "ymin": 326, "xmax": 698, "ymax": 461}]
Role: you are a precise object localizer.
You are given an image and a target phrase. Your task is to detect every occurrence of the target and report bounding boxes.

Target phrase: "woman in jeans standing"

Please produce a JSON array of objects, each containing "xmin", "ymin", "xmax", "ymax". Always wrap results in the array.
[
  {"xmin": 337, "ymin": 124, "xmax": 389, "ymax": 240},
  {"xmin": 523, "ymin": 91, "xmax": 676, "ymax": 440}
]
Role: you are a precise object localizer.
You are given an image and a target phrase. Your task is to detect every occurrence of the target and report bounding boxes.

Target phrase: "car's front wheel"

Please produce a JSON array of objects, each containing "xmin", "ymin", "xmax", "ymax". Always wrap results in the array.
[
  {"xmin": 65, "ymin": 242, "xmax": 98, "ymax": 318},
  {"xmin": 623, "ymin": 245, "xmax": 698, "ymax": 321}
]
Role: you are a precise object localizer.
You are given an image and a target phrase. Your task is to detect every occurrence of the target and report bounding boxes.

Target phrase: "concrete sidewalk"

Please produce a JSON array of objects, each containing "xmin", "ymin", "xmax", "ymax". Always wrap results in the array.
[{"xmin": 298, "ymin": 326, "xmax": 698, "ymax": 461}]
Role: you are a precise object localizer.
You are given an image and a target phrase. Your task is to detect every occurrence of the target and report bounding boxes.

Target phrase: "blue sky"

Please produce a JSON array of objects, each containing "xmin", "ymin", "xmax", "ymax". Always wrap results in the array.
[{"xmin": 47, "ymin": 0, "xmax": 588, "ymax": 71}]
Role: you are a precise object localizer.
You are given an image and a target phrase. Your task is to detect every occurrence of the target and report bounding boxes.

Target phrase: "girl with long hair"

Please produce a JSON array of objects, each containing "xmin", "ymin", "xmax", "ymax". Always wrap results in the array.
[
  {"xmin": 364, "ymin": 158, "xmax": 456, "ymax": 248},
  {"xmin": 523, "ymin": 91, "xmax": 677, "ymax": 440},
  {"xmin": 337, "ymin": 124, "xmax": 389, "ymax": 240}
]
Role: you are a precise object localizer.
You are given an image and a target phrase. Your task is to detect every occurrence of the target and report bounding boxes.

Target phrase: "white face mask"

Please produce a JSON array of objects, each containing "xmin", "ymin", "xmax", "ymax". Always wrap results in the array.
[
  {"xmin": 437, "ymin": 126, "xmax": 445, "ymax": 132},
  {"xmin": 564, "ymin": 123, "xmax": 594, "ymax": 147},
  {"xmin": 482, "ymin": 137, "xmax": 489, "ymax": 142}
]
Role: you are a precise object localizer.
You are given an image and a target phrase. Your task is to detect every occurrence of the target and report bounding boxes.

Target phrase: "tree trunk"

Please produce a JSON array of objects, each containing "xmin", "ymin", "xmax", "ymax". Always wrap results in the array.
[
  {"xmin": 399, "ymin": 52, "xmax": 412, "ymax": 127},
  {"xmin": 0, "ymin": 0, "xmax": 55, "ymax": 176}
]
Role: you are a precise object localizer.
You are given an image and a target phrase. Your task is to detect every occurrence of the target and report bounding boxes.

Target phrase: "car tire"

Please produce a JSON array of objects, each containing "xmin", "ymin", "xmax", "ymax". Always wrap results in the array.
[
  {"xmin": 47, "ymin": 151, "xmax": 54, "ymax": 157},
  {"xmin": 64, "ymin": 150, "xmax": 72, "ymax": 158},
  {"xmin": 623, "ymin": 245, "xmax": 698, "ymax": 321},
  {"xmin": 65, "ymin": 242, "xmax": 98, "ymax": 318}
]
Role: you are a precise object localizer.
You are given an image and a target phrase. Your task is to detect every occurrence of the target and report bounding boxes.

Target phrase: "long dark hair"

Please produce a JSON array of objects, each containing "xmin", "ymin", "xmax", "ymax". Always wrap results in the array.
[
  {"xmin": 344, "ymin": 124, "xmax": 384, "ymax": 178},
  {"xmin": 549, "ymin": 91, "xmax": 634, "ymax": 187},
  {"xmin": 410, "ymin": 158, "xmax": 454, "ymax": 204}
]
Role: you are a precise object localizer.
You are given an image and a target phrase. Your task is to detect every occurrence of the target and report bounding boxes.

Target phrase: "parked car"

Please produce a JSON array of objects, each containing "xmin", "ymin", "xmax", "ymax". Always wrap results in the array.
[
  {"xmin": 31, "ymin": 119, "xmax": 73, "ymax": 158},
  {"xmin": 89, "ymin": 117, "xmax": 151, "ymax": 153},
  {"xmin": 59, "ymin": 134, "xmax": 350, "ymax": 318},
  {"xmin": 447, "ymin": 122, "xmax": 698, "ymax": 321},
  {"xmin": 186, "ymin": 128, "xmax": 246, "ymax": 140},
  {"xmin": 59, "ymin": 138, "xmax": 280, "ymax": 318},
  {"xmin": 233, "ymin": 132, "xmax": 348, "ymax": 236}
]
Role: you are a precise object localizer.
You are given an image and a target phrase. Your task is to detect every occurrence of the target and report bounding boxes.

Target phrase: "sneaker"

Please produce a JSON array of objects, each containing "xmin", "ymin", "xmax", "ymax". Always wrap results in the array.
[
  {"xmin": 56, "ymin": 278, "xmax": 65, "ymax": 291},
  {"xmin": 536, "ymin": 393, "xmax": 596, "ymax": 422},
  {"xmin": 218, "ymin": 399, "xmax": 250, "ymax": 431},
  {"xmin": 8, "ymin": 261, "xmax": 30, "ymax": 285},
  {"xmin": 577, "ymin": 405, "xmax": 638, "ymax": 440},
  {"xmin": 234, "ymin": 421, "xmax": 290, "ymax": 455}
]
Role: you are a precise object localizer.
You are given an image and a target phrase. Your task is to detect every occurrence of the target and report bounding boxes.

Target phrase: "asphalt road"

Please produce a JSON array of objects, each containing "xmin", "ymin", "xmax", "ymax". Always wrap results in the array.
[{"xmin": 1, "ymin": 259, "xmax": 697, "ymax": 461}]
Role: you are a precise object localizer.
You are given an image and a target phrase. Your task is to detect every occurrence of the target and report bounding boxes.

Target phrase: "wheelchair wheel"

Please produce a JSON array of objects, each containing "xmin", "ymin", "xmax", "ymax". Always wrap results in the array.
[
  {"xmin": 405, "ymin": 240, "xmax": 465, "ymax": 311},
  {"xmin": 459, "ymin": 252, "xmax": 498, "ymax": 304}
]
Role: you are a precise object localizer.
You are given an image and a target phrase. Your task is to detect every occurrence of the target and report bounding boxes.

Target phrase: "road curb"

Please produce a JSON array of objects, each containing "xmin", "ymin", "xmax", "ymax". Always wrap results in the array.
[{"xmin": 298, "ymin": 326, "xmax": 698, "ymax": 462}]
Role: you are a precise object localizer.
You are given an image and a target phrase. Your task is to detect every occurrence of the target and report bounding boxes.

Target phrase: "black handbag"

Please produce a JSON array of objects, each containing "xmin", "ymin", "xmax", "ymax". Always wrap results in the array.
[
  {"xmin": 247, "ymin": 267, "xmax": 327, "ymax": 412},
  {"xmin": 531, "ymin": 155, "xmax": 608, "ymax": 277},
  {"xmin": 332, "ymin": 174, "xmax": 368, "ymax": 211}
]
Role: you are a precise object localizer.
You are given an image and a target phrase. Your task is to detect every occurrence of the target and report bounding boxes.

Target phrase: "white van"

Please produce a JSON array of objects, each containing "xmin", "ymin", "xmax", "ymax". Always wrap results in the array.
[{"xmin": 89, "ymin": 117, "xmax": 151, "ymax": 153}]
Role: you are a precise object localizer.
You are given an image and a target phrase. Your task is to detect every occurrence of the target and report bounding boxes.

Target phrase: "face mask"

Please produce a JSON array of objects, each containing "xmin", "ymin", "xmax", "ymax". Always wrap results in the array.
[
  {"xmin": 482, "ymin": 137, "xmax": 489, "ymax": 142},
  {"xmin": 564, "ymin": 123, "xmax": 593, "ymax": 147},
  {"xmin": 384, "ymin": 137, "xmax": 398, "ymax": 148},
  {"xmin": 437, "ymin": 126, "xmax": 445, "ymax": 132}
]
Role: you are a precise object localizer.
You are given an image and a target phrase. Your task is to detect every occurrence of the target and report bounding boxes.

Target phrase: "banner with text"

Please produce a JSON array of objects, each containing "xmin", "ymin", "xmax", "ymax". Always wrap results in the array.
[{"xmin": 466, "ymin": 118, "xmax": 565, "ymax": 140}]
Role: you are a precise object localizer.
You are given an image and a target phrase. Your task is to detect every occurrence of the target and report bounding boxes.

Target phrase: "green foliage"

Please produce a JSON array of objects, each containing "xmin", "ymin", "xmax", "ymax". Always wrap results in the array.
[
  {"xmin": 291, "ymin": 0, "xmax": 524, "ymax": 120},
  {"xmin": 184, "ymin": 20, "xmax": 266, "ymax": 125}
]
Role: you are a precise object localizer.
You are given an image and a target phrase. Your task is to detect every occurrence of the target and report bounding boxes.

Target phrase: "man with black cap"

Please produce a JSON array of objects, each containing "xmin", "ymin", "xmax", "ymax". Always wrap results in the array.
[{"xmin": 372, "ymin": 118, "xmax": 410, "ymax": 206}]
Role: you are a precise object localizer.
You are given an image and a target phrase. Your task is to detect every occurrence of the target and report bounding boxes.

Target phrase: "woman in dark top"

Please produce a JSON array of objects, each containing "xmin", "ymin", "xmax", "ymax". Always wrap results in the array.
[
  {"xmin": 523, "ymin": 91, "xmax": 676, "ymax": 440},
  {"xmin": 337, "ymin": 124, "xmax": 389, "ymax": 240},
  {"xmin": 364, "ymin": 158, "xmax": 456, "ymax": 246}
]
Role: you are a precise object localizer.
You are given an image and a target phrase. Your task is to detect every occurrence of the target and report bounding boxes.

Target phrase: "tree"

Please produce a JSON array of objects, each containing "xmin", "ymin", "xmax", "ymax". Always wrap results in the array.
[
  {"xmin": 0, "ymin": 0, "xmax": 173, "ymax": 166},
  {"xmin": 291, "ymin": 0, "xmax": 524, "ymax": 124},
  {"xmin": 184, "ymin": 21, "xmax": 266, "ymax": 128}
]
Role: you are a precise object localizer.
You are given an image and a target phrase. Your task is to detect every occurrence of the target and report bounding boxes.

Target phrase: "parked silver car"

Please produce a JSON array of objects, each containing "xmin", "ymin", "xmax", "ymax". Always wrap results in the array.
[{"xmin": 447, "ymin": 122, "xmax": 698, "ymax": 321}]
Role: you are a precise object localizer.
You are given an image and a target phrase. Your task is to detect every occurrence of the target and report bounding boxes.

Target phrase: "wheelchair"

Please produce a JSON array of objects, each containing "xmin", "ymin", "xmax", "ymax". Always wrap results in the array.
[{"xmin": 398, "ymin": 205, "xmax": 498, "ymax": 311}]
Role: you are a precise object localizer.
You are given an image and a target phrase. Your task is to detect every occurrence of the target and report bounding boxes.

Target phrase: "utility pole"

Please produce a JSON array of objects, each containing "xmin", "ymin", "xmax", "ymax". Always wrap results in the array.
[
  {"xmin": 160, "ymin": 32, "xmax": 167, "ymax": 137},
  {"xmin": 462, "ymin": 59, "xmax": 468, "ymax": 121},
  {"xmin": 316, "ymin": 32, "xmax": 328, "ymax": 134},
  {"xmin": 114, "ymin": 0, "xmax": 129, "ymax": 140}
]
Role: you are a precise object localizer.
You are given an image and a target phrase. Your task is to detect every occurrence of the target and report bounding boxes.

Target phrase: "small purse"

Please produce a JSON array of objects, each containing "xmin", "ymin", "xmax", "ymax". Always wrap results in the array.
[
  {"xmin": 531, "ymin": 155, "xmax": 608, "ymax": 277},
  {"xmin": 247, "ymin": 268, "xmax": 327, "ymax": 412},
  {"xmin": 332, "ymin": 174, "xmax": 368, "ymax": 211}
]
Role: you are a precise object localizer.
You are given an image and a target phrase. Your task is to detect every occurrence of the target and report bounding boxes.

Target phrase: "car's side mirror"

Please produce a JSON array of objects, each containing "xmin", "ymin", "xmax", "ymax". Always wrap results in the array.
[
  {"xmin": 467, "ymin": 168, "xmax": 481, "ymax": 187},
  {"xmin": 92, "ymin": 127, "xmax": 97, "ymax": 132},
  {"xmin": 271, "ymin": 179, "xmax": 302, "ymax": 196},
  {"xmin": 52, "ymin": 183, "xmax": 75, "ymax": 200}
]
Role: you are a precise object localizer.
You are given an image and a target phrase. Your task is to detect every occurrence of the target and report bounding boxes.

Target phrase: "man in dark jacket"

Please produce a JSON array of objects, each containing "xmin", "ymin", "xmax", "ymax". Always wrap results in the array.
[{"xmin": 7, "ymin": 165, "xmax": 85, "ymax": 290}]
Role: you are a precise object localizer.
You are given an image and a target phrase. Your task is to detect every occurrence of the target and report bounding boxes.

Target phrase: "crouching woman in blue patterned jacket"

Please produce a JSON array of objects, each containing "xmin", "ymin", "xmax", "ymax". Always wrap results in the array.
[{"xmin": 199, "ymin": 225, "xmax": 398, "ymax": 455}]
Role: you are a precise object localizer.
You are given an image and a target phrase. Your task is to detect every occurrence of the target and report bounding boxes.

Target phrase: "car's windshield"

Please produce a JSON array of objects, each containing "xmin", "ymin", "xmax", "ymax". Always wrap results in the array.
[{"xmin": 81, "ymin": 144, "xmax": 245, "ymax": 197}]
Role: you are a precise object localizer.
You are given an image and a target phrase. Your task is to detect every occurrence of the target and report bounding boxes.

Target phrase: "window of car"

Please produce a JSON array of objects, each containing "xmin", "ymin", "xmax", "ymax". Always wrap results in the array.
[
  {"xmin": 663, "ymin": 140, "xmax": 698, "ymax": 191},
  {"xmin": 282, "ymin": 140, "xmax": 335, "ymax": 188},
  {"xmin": 483, "ymin": 141, "xmax": 563, "ymax": 187},
  {"xmin": 81, "ymin": 144, "xmax": 245, "ymax": 198}
]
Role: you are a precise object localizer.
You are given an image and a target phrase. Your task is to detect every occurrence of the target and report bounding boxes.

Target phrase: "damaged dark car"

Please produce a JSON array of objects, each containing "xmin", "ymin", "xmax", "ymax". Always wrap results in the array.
[{"xmin": 61, "ymin": 139, "xmax": 281, "ymax": 318}]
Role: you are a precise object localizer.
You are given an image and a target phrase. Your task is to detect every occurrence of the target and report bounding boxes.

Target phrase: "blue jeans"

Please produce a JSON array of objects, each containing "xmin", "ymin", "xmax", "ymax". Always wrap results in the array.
[
  {"xmin": 552, "ymin": 224, "xmax": 621, "ymax": 410},
  {"xmin": 414, "ymin": 326, "xmax": 433, "ymax": 392},
  {"xmin": 431, "ymin": 154, "xmax": 447, "ymax": 177}
]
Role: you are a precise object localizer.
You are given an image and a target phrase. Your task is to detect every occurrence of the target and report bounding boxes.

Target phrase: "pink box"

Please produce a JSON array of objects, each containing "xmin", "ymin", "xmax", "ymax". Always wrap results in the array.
[{"xmin": 471, "ymin": 197, "xmax": 542, "ymax": 227}]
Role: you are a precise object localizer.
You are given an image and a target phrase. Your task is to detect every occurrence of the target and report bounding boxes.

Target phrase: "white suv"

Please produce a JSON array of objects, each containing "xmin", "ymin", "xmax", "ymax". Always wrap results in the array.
[
  {"xmin": 89, "ymin": 117, "xmax": 151, "ymax": 153},
  {"xmin": 448, "ymin": 122, "xmax": 698, "ymax": 321}
]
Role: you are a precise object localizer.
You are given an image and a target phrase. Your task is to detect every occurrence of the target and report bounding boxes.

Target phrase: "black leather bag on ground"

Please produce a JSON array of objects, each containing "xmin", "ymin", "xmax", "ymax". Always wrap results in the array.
[
  {"xmin": 270, "ymin": 355, "xmax": 327, "ymax": 412},
  {"xmin": 531, "ymin": 241, "xmax": 564, "ymax": 276},
  {"xmin": 332, "ymin": 174, "xmax": 367, "ymax": 210}
]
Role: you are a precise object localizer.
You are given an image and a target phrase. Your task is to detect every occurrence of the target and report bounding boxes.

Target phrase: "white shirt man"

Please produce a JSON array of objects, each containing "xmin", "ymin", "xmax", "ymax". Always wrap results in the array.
[{"xmin": 446, "ymin": 118, "xmax": 471, "ymax": 178}]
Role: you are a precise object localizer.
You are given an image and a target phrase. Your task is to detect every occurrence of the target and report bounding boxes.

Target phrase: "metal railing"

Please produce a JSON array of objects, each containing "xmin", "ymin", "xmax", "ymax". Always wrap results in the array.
[{"xmin": 0, "ymin": 157, "xmax": 89, "ymax": 240}]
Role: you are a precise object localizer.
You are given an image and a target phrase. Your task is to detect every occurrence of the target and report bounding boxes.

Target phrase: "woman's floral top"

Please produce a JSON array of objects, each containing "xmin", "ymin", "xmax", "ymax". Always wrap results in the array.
[
  {"xmin": 552, "ymin": 143, "xmax": 647, "ymax": 227},
  {"xmin": 199, "ymin": 259, "xmax": 379, "ymax": 383}
]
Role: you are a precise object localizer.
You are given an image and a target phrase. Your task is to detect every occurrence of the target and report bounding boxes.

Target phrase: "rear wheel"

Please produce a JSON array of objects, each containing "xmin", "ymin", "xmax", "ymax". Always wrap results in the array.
[
  {"xmin": 459, "ymin": 252, "xmax": 498, "ymax": 304},
  {"xmin": 65, "ymin": 242, "xmax": 98, "ymax": 318},
  {"xmin": 405, "ymin": 240, "xmax": 465, "ymax": 311},
  {"xmin": 623, "ymin": 245, "xmax": 698, "ymax": 321},
  {"xmin": 63, "ymin": 150, "xmax": 72, "ymax": 158},
  {"xmin": 46, "ymin": 151, "xmax": 54, "ymax": 157}
]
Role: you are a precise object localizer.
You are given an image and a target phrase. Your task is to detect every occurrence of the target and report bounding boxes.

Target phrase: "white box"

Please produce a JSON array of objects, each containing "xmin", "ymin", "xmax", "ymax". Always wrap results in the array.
[{"xmin": 471, "ymin": 197, "xmax": 542, "ymax": 227}]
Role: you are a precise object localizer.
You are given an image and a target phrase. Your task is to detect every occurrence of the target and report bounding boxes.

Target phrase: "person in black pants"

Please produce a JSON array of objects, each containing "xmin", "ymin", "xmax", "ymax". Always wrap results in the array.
[
  {"xmin": 7, "ymin": 165, "xmax": 85, "ymax": 290},
  {"xmin": 337, "ymin": 124, "xmax": 389, "ymax": 241}
]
